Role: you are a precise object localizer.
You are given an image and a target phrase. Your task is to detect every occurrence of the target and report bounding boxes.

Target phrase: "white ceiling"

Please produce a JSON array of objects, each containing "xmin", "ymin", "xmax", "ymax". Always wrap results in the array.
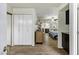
[{"xmin": 7, "ymin": 3, "xmax": 66, "ymax": 19}]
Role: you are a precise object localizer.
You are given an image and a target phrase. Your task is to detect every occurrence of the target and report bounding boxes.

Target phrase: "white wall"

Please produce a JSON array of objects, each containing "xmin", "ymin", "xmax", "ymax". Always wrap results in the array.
[
  {"xmin": 0, "ymin": 3, "xmax": 7, "ymax": 54},
  {"xmin": 12, "ymin": 8, "xmax": 37, "ymax": 46},
  {"xmin": 58, "ymin": 5, "xmax": 69, "ymax": 48}
]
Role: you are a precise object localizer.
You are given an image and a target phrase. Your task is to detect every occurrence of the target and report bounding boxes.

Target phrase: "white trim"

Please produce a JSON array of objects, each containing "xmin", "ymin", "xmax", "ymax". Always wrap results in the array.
[
  {"xmin": 69, "ymin": 3, "xmax": 77, "ymax": 55},
  {"xmin": 12, "ymin": 15, "xmax": 14, "ymax": 46}
]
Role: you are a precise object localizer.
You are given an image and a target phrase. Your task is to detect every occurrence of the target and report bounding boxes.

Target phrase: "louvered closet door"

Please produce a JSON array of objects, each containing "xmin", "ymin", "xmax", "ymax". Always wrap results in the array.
[
  {"xmin": 14, "ymin": 15, "xmax": 33, "ymax": 45},
  {"xmin": 14, "ymin": 15, "xmax": 20, "ymax": 45},
  {"xmin": 23, "ymin": 15, "xmax": 33, "ymax": 45}
]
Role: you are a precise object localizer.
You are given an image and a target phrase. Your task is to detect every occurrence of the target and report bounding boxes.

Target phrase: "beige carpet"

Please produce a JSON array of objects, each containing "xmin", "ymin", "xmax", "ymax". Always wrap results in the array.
[{"xmin": 7, "ymin": 37, "xmax": 68, "ymax": 55}]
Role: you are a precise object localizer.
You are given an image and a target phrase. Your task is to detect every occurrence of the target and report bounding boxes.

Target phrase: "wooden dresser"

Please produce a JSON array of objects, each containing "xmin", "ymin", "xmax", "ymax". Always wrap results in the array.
[{"xmin": 35, "ymin": 31, "xmax": 44, "ymax": 44}]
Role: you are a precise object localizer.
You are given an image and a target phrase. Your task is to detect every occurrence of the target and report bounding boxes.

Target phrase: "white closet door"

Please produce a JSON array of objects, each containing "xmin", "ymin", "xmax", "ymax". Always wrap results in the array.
[
  {"xmin": 14, "ymin": 15, "xmax": 19, "ymax": 45},
  {"xmin": 23, "ymin": 15, "xmax": 33, "ymax": 45},
  {"xmin": 14, "ymin": 15, "xmax": 33, "ymax": 45},
  {"xmin": 18, "ymin": 15, "xmax": 23, "ymax": 45},
  {"xmin": 7, "ymin": 14, "xmax": 11, "ymax": 45}
]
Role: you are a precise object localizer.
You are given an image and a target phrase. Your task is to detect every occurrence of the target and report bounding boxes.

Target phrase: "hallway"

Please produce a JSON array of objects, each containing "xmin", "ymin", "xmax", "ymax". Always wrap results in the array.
[{"xmin": 7, "ymin": 36, "xmax": 68, "ymax": 55}]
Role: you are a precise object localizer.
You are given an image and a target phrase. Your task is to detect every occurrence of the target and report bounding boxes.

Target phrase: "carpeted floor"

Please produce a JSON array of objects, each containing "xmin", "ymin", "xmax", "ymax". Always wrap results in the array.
[{"xmin": 7, "ymin": 36, "xmax": 68, "ymax": 55}]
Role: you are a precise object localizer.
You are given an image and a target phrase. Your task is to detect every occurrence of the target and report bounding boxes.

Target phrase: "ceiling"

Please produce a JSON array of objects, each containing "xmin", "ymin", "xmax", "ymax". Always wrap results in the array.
[{"xmin": 7, "ymin": 3, "xmax": 66, "ymax": 19}]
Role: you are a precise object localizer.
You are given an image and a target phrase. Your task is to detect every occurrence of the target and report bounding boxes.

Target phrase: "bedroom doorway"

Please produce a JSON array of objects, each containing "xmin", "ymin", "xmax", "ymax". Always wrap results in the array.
[
  {"xmin": 35, "ymin": 17, "xmax": 68, "ymax": 55},
  {"xmin": 35, "ymin": 4, "xmax": 69, "ymax": 55}
]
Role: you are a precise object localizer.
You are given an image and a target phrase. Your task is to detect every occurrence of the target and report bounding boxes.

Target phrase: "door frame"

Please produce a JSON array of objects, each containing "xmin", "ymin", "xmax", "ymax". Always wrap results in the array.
[
  {"xmin": 69, "ymin": 3, "xmax": 77, "ymax": 55},
  {"xmin": 7, "ymin": 12, "xmax": 12, "ymax": 46}
]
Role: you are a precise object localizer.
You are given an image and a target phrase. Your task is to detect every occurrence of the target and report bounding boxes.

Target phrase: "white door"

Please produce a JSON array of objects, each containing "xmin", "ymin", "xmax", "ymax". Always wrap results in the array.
[
  {"xmin": 7, "ymin": 14, "xmax": 12, "ymax": 45},
  {"xmin": 13, "ymin": 15, "xmax": 33, "ymax": 45}
]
